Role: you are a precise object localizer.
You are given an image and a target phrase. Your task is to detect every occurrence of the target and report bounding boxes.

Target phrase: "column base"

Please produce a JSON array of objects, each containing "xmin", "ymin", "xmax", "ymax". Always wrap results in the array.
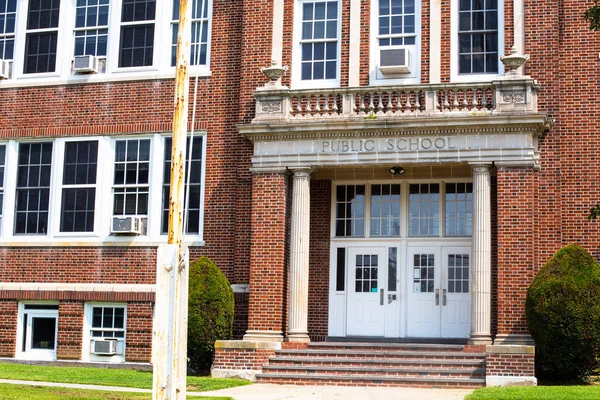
[
  {"xmin": 468, "ymin": 333, "xmax": 493, "ymax": 345},
  {"xmin": 286, "ymin": 332, "xmax": 310, "ymax": 343},
  {"xmin": 243, "ymin": 330, "xmax": 284, "ymax": 342},
  {"xmin": 493, "ymin": 334, "xmax": 535, "ymax": 346}
]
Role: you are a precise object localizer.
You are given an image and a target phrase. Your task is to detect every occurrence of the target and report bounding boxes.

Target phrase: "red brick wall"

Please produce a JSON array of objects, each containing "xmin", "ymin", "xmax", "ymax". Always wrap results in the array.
[
  {"xmin": 212, "ymin": 348, "xmax": 275, "ymax": 370},
  {"xmin": 496, "ymin": 168, "xmax": 536, "ymax": 337},
  {"xmin": 247, "ymin": 173, "xmax": 289, "ymax": 333},
  {"xmin": 0, "ymin": 301, "xmax": 17, "ymax": 357},
  {"xmin": 487, "ymin": 354, "xmax": 535, "ymax": 377},
  {"xmin": 57, "ymin": 302, "xmax": 84, "ymax": 360},
  {"xmin": 125, "ymin": 302, "xmax": 154, "ymax": 363},
  {"xmin": 307, "ymin": 180, "xmax": 331, "ymax": 341},
  {"xmin": 233, "ymin": 293, "xmax": 249, "ymax": 340}
]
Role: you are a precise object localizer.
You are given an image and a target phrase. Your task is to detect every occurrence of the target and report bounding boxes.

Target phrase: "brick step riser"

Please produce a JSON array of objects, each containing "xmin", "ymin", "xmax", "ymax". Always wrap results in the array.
[
  {"xmin": 275, "ymin": 352, "xmax": 485, "ymax": 362},
  {"xmin": 261, "ymin": 368, "xmax": 484, "ymax": 379},
  {"xmin": 269, "ymin": 359, "xmax": 485, "ymax": 369},
  {"xmin": 256, "ymin": 377, "xmax": 484, "ymax": 389},
  {"xmin": 307, "ymin": 346, "xmax": 465, "ymax": 353}
]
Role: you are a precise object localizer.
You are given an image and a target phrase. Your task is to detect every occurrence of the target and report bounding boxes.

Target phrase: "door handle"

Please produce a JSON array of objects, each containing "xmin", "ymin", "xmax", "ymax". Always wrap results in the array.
[
  {"xmin": 387, "ymin": 293, "xmax": 397, "ymax": 304},
  {"xmin": 380, "ymin": 289, "xmax": 384, "ymax": 305},
  {"xmin": 443, "ymin": 289, "xmax": 447, "ymax": 306},
  {"xmin": 435, "ymin": 289, "xmax": 440, "ymax": 305}
]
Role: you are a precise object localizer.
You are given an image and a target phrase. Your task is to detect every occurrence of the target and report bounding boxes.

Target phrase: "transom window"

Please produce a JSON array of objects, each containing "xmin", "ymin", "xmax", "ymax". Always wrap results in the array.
[
  {"xmin": 113, "ymin": 139, "xmax": 150, "ymax": 216},
  {"xmin": 335, "ymin": 185, "xmax": 365, "ymax": 237},
  {"xmin": 24, "ymin": 0, "xmax": 61, "ymax": 74},
  {"xmin": 171, "ymin": 0, "xmax": 210, "ymax": 67},
  {"xmin": 15, "ymin": 142, "xmax": 53, "ymax": 234},
  {"xmin": 334, "ymin": 182, "xmax": 472, "ymax": 238},
  {"xmin": 378, "ymin": 0, "xmax": 416, "ymax": 46},
  {"xmin": 370, "ymin": 184, "xmax": 401, "ymax": 237},
  {"xmin": 409, "ymin": 183, "xmax": 440, "ymax": 237},
  {"xmin": 458, "ymin": 0, "xmax": 498, "ymax": 74},
  {"xmin": 91, "ymin": 306, "xmax": 125, "ymax": 338},
  {"xmin": 0, "ymin": 0, "xmax": 17, "ymax": 60},
  {"xmin": 60, "ymin": 141, "xmax": 98, "ymax": 233},
  {"xmin": 119, "ymin": 0, "xmax": 156, "ymax": 67},
  {"xmin": 74, "ymin": 0, "xmax": 110, "ymax": 57},
  {"xmin": 299, "ymin": 0, "xmax": 339, "ymax": 82},
  {"xmin": 161, "ymin": 136, "xmax": 204, "ymax": 235}
]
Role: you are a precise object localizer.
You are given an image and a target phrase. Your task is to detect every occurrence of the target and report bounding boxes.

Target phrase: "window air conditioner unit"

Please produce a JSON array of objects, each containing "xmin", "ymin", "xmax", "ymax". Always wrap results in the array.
[
  {"xmin": 0, "ymin": 60, "xmax": 11, "ymax": 79},
  {"xmin": 111, "ymin": 216, "xmax": 146, "ymax": 235},
  {"xmin": 378, "ymin": 48, "xmax": 411, "ymax": 74},
  {"xmin": 73, "ymin": 55, "xmax": 99, "ymax": 73},
  {"xmin": 91, "ymin": 339, "xmax": 117, "ymax": 355}
]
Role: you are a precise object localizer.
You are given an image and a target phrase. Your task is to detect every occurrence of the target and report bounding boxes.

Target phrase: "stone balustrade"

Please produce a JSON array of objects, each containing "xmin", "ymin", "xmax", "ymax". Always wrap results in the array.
[{"xmin": 253, "ymin": 78, "xmax": 540, "ymax": 123}]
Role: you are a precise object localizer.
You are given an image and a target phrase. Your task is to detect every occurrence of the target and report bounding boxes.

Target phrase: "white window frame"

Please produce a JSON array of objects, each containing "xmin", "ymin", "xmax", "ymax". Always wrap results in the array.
[
  {"xmin": 3, "ymin": 0, "xmax": 212, "ymax": 87},
  {"xmin": 0, "ymin": 133, "xmax": 206, "ymax": 246},
  {"xmin": 370, "ymin": 0, "xmax": 422, "ymax": 85},
  {"xmin": 0, "ymin": 144, "xmax": 6, "ymax": 234},
  {"xmin": 73, "ymin": 0, "xmax": 110, "ymax": 59},
  {"xmin": 82, "ymin": 302, "xmax": 127, "ymax": 363},
  {"xmin": 0, "ymin": 0, "xmax": 18, "ymax": 62},
  {"xmin": 16, "ymin": 301, "xmax": 59, "ymax": 361},
  {"xmin": 111, "ymin": 138, "xmax": 151, "ymax": 219},
  {"xmin": 292, "ymin": 0, "xmax": 342, "ymax": 89},
  {"xmin": 450, "ymin": 0, "xmax": 505, "ymax": 82}
]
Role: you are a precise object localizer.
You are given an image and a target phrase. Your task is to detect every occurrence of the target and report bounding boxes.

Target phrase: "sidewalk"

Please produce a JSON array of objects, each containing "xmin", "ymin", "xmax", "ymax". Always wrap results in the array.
[{"xmin": 0, "ymin": 378, "xmax": 474, "ymax": 400}]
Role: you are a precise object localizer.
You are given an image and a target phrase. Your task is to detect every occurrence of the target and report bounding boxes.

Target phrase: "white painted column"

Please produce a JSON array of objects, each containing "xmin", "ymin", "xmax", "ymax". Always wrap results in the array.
[
  {"xmin": 469, "ymin": 164, "xmax": 493, "ymax": 345},
  {"xmin": 348, "ymin": 0, "xmax": 361, "ymax": 87},
  {"xmin": 429, "ymin": 0, "xmax": 442, "ymax": 83},
  {"xmin": 271, "ymin": 0, "xmax": 285, "ymax": 66},
  {"xmin": 513, "ymin": 0, "xmax": 525, "ymax": 75},
  {"xmin": 287, "ymin": 169, "xmax": 311, "ymax": 342}
]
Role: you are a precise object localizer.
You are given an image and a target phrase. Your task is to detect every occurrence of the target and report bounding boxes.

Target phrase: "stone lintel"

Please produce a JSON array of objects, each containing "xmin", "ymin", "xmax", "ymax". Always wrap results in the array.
[
  {"xmin": 494, "ymin": 334, "xmax": 535, "ymax": 346},
  {"xmin": 486, "ymin": 345, "xmax": 535, "ymax": 355},
  {"xmin": 215, "ymin": 340, "xmax": 282, "ymax": 350},
  {"xmin": 242, "ymin": 330, "xmax": 284, "ymax": 343}
]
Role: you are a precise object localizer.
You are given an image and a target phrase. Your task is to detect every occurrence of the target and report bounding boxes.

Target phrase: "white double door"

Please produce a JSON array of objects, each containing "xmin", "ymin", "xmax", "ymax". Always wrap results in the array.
[{"xmin": 406, "ymin": 246, "xmax": 471, "ymax": 338}]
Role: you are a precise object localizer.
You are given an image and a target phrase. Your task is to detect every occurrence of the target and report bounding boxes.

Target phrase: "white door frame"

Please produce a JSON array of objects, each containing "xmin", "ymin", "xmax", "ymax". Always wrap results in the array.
[{"xmin": 16, "ymin": 302, "xmax": 59, "ymax": 361}]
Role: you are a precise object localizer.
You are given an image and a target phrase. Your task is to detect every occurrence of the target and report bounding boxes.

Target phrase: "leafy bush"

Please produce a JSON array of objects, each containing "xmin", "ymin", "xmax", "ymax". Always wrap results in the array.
[
  {"xmin": 525, "ymin": 244, "xmax": 600, "ymax": 381},
  {"xmin": 188, "ymin": 256, "xmax": 234, "ymax": 374}
]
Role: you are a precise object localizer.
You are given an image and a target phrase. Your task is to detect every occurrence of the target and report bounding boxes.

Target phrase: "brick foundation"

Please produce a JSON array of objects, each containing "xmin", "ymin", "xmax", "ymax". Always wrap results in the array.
[
  {"xmin": 211, "ymin": 340, "xmax": 280, "ymax": 381},
  {"xmin": 485, "ymin": 345, "xmax": 536, "ymax": 387}
]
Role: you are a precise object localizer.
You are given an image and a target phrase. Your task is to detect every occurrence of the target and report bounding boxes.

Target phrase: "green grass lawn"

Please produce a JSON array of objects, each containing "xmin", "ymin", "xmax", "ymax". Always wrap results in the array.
[
  {"xmin": 0, "ymin": 384, "xmax": 232, "ymax": 400},
  {"xmin": 466, "ymin": 386, "xmax": 600, "ymax": 400},
  {"xmin": 0, "ymin": 363, "xmax": 250, "ymax": 392}
]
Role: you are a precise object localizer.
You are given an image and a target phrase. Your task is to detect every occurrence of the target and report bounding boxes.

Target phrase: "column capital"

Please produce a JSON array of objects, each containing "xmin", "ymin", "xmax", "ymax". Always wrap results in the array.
[
  {"xmin": 289, "ymin": 167, "xmax": 313, "ymax": 178},
  {"xmin": 469, "ymin": 163, "xmax": 492, "ymax": 171}
]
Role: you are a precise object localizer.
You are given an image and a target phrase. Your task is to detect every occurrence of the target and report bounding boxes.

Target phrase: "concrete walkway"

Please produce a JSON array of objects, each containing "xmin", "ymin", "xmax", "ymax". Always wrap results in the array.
[{"xmin": 0, "ymin": 379, "xmax": 474, "ymax": 400}]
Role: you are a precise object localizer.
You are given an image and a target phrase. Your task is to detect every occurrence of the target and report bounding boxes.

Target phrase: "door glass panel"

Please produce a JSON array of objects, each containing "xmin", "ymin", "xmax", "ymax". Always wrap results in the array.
[
  {"xmin": 412, "ymin": 254, "xmax": 434, "ymax": 292},
  {"xmin": 388, "ymin": 247, "xmax": 397, "ymax": 292},
  {"xmin": 31, "ymin": 317, "xmax": 56, "ymax": 350},
  {"xmin": 355, "ymin": 254, "xmax": 378, "ymax": 293},
  {"xmin": 448, "ymin": 254, "xmax": 470, "ymax": 293}
]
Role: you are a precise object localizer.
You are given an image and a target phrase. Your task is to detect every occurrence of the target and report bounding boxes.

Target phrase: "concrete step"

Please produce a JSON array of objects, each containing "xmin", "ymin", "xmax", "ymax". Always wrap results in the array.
[
  {"xmin": 256, "ymin": 373, "xmax": 485, "ymax": 388},
  {"xmin": 262, "ymin": 364, "xmax": 485, "ymax": 378},
  {"xmin": 275, "ymin": 349, "xmax": 485, "ymax": 361},
  {"xmin": 308, "ymin": 342, "xmax": 466, "ymax": 352}
]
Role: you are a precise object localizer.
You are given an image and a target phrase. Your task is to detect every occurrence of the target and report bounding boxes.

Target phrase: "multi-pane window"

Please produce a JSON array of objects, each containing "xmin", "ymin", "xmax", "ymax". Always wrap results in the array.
[
  {"xmin": 458, "ymin": 0, "xmax": 498, "ymax": 74},
  {"xmin": 171, "ymin": 0, "xmax": 210, "ymax": 67},
  {"xmin": 355, "ymin": 254, "xmax": 378, "ymax": 293},
  {"xmin": 409, "ymin": 183, "xmax": 440, "ymax": 236},
  {"xmin": 335, "ymin": 185, "xmax": 365, "ymax": 237},
  {"xmin": 161, "ymin": 136, "xmax": 203, "ymax": 235},
  {"xmin": 0, "ymin": 0, "xmax": 17, "ymax": 61},
  {"xmin": 24, "ymin": 0, "xmax": 61, "ymax": 73},
  {"xmin": 91, "ymin": 306, "xmax": 125, "ymax": 338},
  {"xmin": 15, "ymin": 143, "xmax": 53, "ymax": 234},
  {"xmin": 300, "ymin": 1, "xmax": 339, "ymax": 81},
  {"xmin": 448, "ymin": 254, "xmax": 470, "ymax": 293},
  {"xmin": 413, "ymin": 254, "xmax": 434, "ymax": 293},
  {"xmin": 370, "ymin": 184, "xmax": 401, "ymax": 236},
  {"xmin": 113, "ymin": 139, "xmax": 150, "ymax": 217},
  {"xmin": 119, "ymin": 0, "xmax": 156, "ymax": 67},
  {"xmin": 74, "ymin": 0, "xmax": 109, "ymax": 57},
  {"xmin": 446, "ymin": 183, "xmax": 472, "ymax": 236},
  {"xmin": 378, "ymin": 0, "xmax": 416, "ymax": 46},
  {"xmin": 0, "ymin": 145, "xmax": 5, "ymax": 230},
  {"xmin": 60, "ymin": 141, "xmax": 98, "ymax": 233}
]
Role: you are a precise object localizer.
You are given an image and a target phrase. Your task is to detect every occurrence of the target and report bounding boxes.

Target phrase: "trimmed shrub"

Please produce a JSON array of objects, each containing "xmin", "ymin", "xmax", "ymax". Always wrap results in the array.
[
  {"xmin": 525, "ymin": 244, "xmax": 600, "ymax": 381},
  {"xmin": 187, "ymin": 256, "xmax": 234, "ymax": 374}
]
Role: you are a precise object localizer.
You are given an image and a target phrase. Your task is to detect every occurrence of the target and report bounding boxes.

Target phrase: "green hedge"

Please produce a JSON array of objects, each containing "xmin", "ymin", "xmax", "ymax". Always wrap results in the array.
[
  {"xmin": 525, "ymin": 244, "xmax": 600, "ymax": 380},
  {"xmin": 188, "ymin": 257, "xmax": 234, "ymax": 374}
]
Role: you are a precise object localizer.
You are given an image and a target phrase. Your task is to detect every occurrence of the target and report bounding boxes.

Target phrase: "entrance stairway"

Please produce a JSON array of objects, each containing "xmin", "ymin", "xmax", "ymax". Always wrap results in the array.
[{"xmin": 256, "ymin": 342, "xmax": 486, "ymax": 388}]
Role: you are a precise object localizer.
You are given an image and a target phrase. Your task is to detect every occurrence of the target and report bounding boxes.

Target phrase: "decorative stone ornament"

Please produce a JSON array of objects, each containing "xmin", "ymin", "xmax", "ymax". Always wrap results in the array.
[
  {"xmin": 261, "ymin": 60, "xmax": 288, "ymax": 87},
  {"xmin": 500, "ymin": 46, "xmax": 530, "ymax": 76}
]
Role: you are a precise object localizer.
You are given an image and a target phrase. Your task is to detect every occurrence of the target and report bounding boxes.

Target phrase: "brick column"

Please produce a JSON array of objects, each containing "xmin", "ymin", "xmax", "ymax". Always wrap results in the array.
[
  {"xmin": 244, "ymin": 172, "xmax": 289, "ymax": 342},
  {"xmin": 495, "ymin": 167, "xmax": 536, "ymax": 345}
]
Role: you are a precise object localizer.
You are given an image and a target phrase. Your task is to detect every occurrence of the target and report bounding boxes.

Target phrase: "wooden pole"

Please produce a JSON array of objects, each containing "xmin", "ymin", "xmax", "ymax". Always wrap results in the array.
[{"xmin": 152, "ymin": 0, "xmax": 191, "ymax": 399}]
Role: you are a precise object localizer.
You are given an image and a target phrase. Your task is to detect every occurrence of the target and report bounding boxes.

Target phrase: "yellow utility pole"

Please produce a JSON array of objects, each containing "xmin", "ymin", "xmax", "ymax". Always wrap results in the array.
[{"xmin": 152, "ymin": 0, "xmax": 191, "ymax": 399}]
